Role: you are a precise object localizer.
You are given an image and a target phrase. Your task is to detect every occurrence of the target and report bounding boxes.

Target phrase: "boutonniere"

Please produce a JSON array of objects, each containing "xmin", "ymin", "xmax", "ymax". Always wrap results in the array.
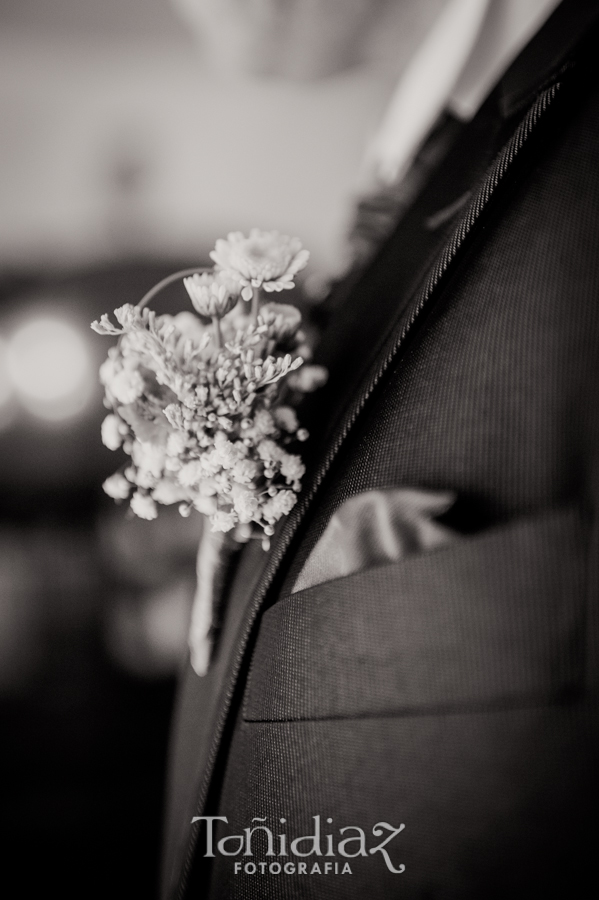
[{"xmin": 92, "ymin": 229, "xmax": 326, "ymax": 674}]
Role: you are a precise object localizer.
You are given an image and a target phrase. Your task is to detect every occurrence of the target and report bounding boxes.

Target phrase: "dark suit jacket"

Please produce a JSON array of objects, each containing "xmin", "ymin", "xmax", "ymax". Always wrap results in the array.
[{"xmin": 162, "ymin": 2, "xmax": 599, "ymax": 897}]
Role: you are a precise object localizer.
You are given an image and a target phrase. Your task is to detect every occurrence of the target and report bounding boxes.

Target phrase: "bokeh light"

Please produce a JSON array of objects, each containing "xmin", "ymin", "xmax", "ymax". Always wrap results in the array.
[
  {"xmin": 0, "ymin": 336, "xmax": 18, "ymax": 431},
  {"xmin": 0, "ymin": 336, "xmax": 13, "ymax": 406},
  {"xmin": 6, "ymin": 318, "xmax": 94, "ymax": 420}
]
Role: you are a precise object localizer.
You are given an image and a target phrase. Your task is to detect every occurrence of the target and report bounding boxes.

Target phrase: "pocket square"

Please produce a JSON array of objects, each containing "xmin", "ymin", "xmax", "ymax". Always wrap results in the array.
[{"xmin": 291, "ymin": 487, "xmax": 458, "ymax": 593}]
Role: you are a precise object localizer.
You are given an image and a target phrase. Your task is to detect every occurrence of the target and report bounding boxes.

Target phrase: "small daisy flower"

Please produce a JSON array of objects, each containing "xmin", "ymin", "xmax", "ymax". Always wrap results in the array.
[
  {"xmin": 260, "ymin": 303, "xmax": 302, "ymax": 342},
  {"xmin": 184, "ymin": 271, "xmax": 241, "ymax": 319},
  {"xmin": 210, "ymin": 229, "xmax": 309, "ymax": 301}
]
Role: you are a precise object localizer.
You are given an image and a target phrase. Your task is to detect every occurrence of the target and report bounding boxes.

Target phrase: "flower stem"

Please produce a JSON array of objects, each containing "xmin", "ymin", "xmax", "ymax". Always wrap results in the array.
[
  {"xmin": 137, "ymin": 267, "xmax": 211, "ymax": 310},
  {"xmin": 251, "ymin": 288, "xmax": 261, "ymax": 324},
  {"xmin": 212, "ymin": 317, "xmax": 222, "ymax": 349}
]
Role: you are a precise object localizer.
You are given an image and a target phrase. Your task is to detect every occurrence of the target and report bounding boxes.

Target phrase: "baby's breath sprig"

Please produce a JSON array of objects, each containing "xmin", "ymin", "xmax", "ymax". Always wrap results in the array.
[{"xmin": 92, "ymin": 229, "xmax": 326, "ymax": 550}]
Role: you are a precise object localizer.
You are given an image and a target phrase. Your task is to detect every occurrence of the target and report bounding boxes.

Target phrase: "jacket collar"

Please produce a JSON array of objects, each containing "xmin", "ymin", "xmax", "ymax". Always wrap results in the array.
[{"xmin": 499, "ymin": 0, "xmax": 599, "ymax": 116}]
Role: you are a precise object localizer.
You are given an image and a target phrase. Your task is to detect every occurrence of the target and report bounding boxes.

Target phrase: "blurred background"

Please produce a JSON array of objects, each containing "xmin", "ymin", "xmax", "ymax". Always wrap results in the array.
[{"xmin": 0, "ymin": 1, "xmax": 390, "ymax": 896}]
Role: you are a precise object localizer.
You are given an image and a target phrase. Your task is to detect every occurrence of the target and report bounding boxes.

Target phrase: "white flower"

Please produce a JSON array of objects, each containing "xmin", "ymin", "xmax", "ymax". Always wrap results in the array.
[
  {"xmin": 99, "ymin": 356, "xmax": 118, "ymax": 387},
  {"xmin": 130, "ymin": 440, "xmax": 166, "ymax": 489},
  {"xmin": 274, "ymin": 406, "xmax": 298, "ymax": 433},
  {"xmin": 135, "ymin": 468, "xmax": 157, "ymax": 489},
  {"xmin": 231, "ymin": 458, "xmax": 259, "ymax": 485},
  {"xmin": 260, "ymin": 303, "xmax": 302, "ymax": 341},
  {"xmin": 101, "ymin": 414, "xmax": 124, "ymax": 451},
  {"xmin": 253, "ymin": 409, "xmax": 276, "ymax": 436},
  {"xmin": 197, "ymin": 449, "xmax": 222, "ymax": 477},
  {"xmin": 210, "ymin": 229, "xmax": 309, "ymax": 300},
  {"xmin": 93, "ymin": 233, "xmax": 324, "ymax": 543},
  {"xmin": 214, "ymin": 472, "xmax": 232, "ymax": 493},
  {"xmin": 131, "ymin": 440, "xmax": 165, "ymax": 479},
  {"xmin": 231, "ymin": 485, "xmax": 259, "ymax": 524},
  {"xmin": 287, "ymin": 364, "xmax": 328, "ymax": 393},
  {"xmin": 280, "ymin": 452, "xmax": 305, "ymax": 484},
  {"xmin": 100, "ymin": 357, "xmax": 145, "ymax": 404},
  {"xmin": 184, "ymin": 271, "xmax": 241, "ymax": 319},
  {"xmin": 210, "ymin": 510, "xmax": 237, "ymax": 533},
  {"xmin": 178, "ymin": 460, "xmax": 205, "ymax": 487},
  {"xmin": 257, "ymin": 439, "xmax": 283, "ymax": 462},
  {"xmin": 103, "ymin": 472, "xmax": 130, "ymax": 500},
  {"xmin": 130, "ymin": 492, "xmax": 158, "ymax": 520},
  {"xmin": 91, "ymin": 313, "xmax": 120, "ymax": 336},
  {"xmin": 166, "ymin": 431, "xmax": 188, "ymax": 457},
  {"xmin": 262, "ymin": 490, "xmax": 297, "ymax": 523},
  {"xmin": 213, "ymin": 433, "xmax": 246, "ymax": 470},
  {"xmin": 114, "ymin": 304, "xmax": 144, "ymax": 330}
]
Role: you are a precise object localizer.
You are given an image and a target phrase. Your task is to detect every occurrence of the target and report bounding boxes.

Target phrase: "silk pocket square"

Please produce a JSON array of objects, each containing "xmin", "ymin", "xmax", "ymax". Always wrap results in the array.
[{"xmin": 291, "ymin": 487, "xmax": 457, "ymax": 593}]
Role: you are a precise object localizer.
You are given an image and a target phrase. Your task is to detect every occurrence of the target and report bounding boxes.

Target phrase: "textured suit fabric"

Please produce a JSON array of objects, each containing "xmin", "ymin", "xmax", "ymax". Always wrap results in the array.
[{"xmin": 163, "ymin": 3, "xmax": 599, "ymax": 897}]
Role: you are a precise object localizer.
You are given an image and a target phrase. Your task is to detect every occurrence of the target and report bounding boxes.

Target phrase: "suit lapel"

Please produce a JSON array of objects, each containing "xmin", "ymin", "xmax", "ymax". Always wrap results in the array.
[
  {"xmin": 172, "ymin": 4, "xmax": 599, "ymax": 896},
  {"xmin": 280, "ymin": 80, "xmax": 563, "ymax": 587}
]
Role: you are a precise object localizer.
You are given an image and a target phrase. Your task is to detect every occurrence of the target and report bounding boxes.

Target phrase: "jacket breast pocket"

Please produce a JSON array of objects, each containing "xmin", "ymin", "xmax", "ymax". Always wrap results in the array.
[{"xmin": 243, "ymin": 504, "xmax": 588, "ymax": 721}]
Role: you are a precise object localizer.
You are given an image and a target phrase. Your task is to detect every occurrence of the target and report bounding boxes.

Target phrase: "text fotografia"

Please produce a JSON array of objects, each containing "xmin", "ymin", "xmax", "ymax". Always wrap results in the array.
[{"xmin": 191, "ymin": 815, "xmax": 406, "ymax": 875}]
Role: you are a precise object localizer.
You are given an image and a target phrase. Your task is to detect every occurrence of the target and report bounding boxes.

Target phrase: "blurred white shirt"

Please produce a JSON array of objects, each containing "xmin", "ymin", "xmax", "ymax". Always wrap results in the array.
[{"xmin": 367, "ymin": 0, "xmax": 561, "ymax": 187}]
